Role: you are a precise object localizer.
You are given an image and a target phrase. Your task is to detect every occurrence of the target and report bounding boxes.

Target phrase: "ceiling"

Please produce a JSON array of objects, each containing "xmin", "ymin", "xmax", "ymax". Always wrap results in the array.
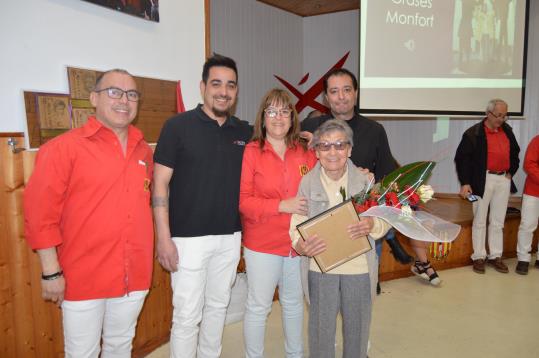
[{"xmin": 256, "ymin": 0, "xmax": 359, "ymax": 17}]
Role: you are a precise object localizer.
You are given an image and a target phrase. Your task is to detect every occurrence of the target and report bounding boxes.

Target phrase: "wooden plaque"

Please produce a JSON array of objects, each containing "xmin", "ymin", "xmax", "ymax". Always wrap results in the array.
[{"xmin": 296, "ymin": 200, "xmax": 372, "ymax": 273}]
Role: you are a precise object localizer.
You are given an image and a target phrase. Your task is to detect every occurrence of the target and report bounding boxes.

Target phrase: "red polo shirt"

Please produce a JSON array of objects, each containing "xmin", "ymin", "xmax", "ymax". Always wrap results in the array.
[
  {"xmin": 240, "ymin": 141, "xmax": 317, "ymax": 256},
  {"xmin": 523, "ymin": 135, "xmax": 539, "ymax": 197},
  {"xmin": 485, "ymin": 123, "xmax": 510, "ymax": 172},
  {"xmin": 24, "ymin": 117, "xmax": 154, "ymax": 301}
]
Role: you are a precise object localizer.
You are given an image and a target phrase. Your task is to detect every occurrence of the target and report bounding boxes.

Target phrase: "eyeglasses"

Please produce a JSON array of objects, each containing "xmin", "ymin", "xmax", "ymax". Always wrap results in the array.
[
  {"xmin": 315, "ymin": 141, "xmax": 350, "ymax": 151},
  {"xmin": 94, "ymin": 87, "xmax": 141, "ymax": 102},
  {"xmin": 264, "ymin": 107, "xmax": 292, "ymax": 118},
  {"xmin": 489, "ymin": 111, "xmax": 508, "ymax": 120}
]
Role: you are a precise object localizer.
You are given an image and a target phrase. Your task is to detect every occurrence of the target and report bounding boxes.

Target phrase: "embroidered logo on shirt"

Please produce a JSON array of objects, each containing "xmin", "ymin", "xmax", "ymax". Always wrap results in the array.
[
  {"xmin": 144, "ymin": 178, "xmax": 151, "ymax": 192},
  {"xmin": 299, "ymin": 164, "xmax": 310, "ymax": 177},
  {"xmin": 138, "ymin": 160, "xmax": 147, "ymax": 166},
  {"xmin": 232, "ymin": 140, "xmax": 246, "ymax": 146}
]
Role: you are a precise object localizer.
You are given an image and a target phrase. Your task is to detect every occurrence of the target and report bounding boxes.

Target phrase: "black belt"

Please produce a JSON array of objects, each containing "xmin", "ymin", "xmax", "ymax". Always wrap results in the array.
[{"xmin": 488, "ymin": 170, "xmax": 507, "ymax": 175}]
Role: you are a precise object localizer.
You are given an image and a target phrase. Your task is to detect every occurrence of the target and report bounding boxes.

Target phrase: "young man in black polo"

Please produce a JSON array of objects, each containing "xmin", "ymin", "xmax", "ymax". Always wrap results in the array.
[{"xmin": 152, "ymin": 55, "xmax": 252, "ymax": 358}]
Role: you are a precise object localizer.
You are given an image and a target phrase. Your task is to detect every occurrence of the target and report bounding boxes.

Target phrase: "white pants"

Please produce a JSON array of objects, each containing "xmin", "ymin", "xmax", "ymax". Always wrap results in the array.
[
  {"xmin": 471, "ymin": 172, "xmax": 511, "ymax": 260},
  {"xmin": 62, "ymin": 290, "xmax": 148, "ymax": 358},
  {"xmin": 170, "ymin": 232, "xmax": 241, "ymax": 358},
  {"xmin": 517, "ymin": 194, "xmax": 539, "ymax": 262}
]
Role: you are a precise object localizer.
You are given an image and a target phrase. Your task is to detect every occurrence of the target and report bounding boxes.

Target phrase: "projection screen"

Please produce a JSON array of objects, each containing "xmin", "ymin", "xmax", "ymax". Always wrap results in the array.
[{"xmin": 359, "ymin": 0, "xmax": 529, "ymax": 115}]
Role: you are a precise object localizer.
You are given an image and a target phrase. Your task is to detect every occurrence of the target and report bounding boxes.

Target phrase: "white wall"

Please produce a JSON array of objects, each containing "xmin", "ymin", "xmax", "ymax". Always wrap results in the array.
[
  {"xmin": 302, "ymin": 10, "xmax": 359, "ymax": 116},
  {"xmin": 1, "ymin": 0, "xmax": 206, "ymax": 138},
  {"xmin": 211, "ymin": 0, "xmax": 303, "ymax": 123}
]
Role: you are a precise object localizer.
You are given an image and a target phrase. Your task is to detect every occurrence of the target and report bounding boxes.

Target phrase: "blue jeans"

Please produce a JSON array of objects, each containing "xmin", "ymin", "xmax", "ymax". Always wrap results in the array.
[{"xmin": 243, "ymin": 247, "xmax": 303, "ymax": 358}]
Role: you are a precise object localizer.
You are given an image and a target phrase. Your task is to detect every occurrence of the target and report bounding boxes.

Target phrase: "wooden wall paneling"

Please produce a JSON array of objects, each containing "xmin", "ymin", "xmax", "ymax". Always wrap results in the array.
[
  {"xmin": 256, "ymin": 0, "xmax": 359, "ymax": 17},
  {"xmin": 1, "ymin": 137, "xmax": 36, "ymax": 357},
  {"xmin": 0, "ymin": 172, "xmax": 16, "ymax": 358},
  {"xmin": 24, "ymin": 93, "xmax": 42, "ymax": 149},
  {"xmin": 134, "ymin": 76, "xmax": 177, "ymax": 143},
  {"xmin": 27, "ymin": 244, "xmax": 63, "ymax": 358},
  {"xmin": 23, "ymin": 151, "xmax": 37, "ymax": 185},
  {"xmin": 1, "ymin": 137, "xmax": 24, "ymax": 190},
  {"xmin": 132, "ymin": 262, "xmax": 173, "ymax": 358},
  {"xmin": 23, "ymin": 146, "xmax": 64, "ymax": 356}
]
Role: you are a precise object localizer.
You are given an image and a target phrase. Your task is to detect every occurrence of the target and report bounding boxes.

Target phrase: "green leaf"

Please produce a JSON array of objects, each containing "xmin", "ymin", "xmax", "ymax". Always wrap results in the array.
[{"xmin": 381, "ymin": 161, "xmax": 436, "ymax": 191}]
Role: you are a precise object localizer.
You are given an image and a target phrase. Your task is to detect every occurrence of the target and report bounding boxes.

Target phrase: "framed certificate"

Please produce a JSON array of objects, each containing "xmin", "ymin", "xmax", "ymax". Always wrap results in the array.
[
  {"xmin": 68, "ymin": 67, "xmax": 97, "ymax": 100},
  {"xmin": 296, "ymin": 199, "xmax": 372, "ymax": 273},
  {"xmin": 36, "ymin": 94, "xmax": 71, "ymax": 130}
]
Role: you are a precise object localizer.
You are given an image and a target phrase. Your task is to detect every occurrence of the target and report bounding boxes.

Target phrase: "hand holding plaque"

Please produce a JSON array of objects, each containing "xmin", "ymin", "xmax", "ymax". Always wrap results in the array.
[{"xmin": 296, "ymin": 200, "xmax": 372, "ymax": 273}]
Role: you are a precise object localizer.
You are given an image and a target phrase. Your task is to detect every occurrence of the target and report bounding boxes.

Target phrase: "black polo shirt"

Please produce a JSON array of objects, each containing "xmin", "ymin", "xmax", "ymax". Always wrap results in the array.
[
  {"xmin": 154, "ymin": 104, "xmax": 253, "ymax": 237},
  {"xmin": 301, "ymin": 111, "xmax": 396, "ymax": 181}
]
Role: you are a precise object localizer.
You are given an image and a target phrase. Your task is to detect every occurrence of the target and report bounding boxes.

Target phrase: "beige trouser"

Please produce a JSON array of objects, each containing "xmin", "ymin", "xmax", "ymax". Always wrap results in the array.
[
  {"xmin": 471, "ymin": 172, "xmax": 511, "ymax": 261},
  {"xmin": 516, "ymin": 194, "xmax": 539, "ymax": 262}
]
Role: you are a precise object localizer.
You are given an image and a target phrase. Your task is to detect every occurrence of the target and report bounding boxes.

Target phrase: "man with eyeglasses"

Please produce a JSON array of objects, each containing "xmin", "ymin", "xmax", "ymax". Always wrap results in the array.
[
  {"xmin": 301, "ymin": 68, "xmax": 414, "ymax": 271},
  {"xmin": 153, "ymin": 54, "xmax": 252, "ymax": 358},
  {"xmin": 455, "ymin": 98, "xmax": 520, "ymax": 274},
  {"xmin": 24, "ymin": 69, "xmax": 153, "ymax": 357}
]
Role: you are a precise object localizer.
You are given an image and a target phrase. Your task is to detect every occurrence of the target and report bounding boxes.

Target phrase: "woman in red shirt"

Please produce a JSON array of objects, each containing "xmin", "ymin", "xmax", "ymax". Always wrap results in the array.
[{"xmin": 239, "ymin": 88, "xmax": 317, "ymax": 357}]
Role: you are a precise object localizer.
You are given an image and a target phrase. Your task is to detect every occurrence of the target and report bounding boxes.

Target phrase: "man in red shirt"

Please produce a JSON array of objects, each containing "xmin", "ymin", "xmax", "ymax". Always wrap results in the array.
[
  {"xmin": 515, "ymin": 135, "xmax": 539, "ymax": 274},
  {"xmin": 24, "ymin": 69, "xmax": 154, "ymax": 357},
  {"xmin": 455, "ymin": 98, "xmax": 520, "ymax": 274}
]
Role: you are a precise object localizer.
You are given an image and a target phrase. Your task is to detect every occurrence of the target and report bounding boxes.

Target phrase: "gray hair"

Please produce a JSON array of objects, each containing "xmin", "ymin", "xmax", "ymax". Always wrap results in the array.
[
  {"xmin": 310, "ymin": 119, "xmax": 354, "ymax": 149},
  {"xmin": 94, "ymin": 69, "xmax": 134, "ymax": 91},
  {"xmin": 485, "ymin": 98, "xmax": 508, "ymax": 115}
]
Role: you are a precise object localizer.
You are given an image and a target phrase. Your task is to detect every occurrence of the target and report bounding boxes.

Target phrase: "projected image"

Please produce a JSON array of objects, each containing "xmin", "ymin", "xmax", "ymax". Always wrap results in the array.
[
  {"xmin": 359, "ymin": 0, "xmax": 528, "ymax": 114},
  {"xmin": 363, "ymin": 0, "xmax": 455, "ymax": 77},
  {"xmin": 82, "ymin": 0, "xmax": 159, "ymax": 22},
  {"xmin": 454, "ymin": 0, "xmax": 516, "ymax": 75}
]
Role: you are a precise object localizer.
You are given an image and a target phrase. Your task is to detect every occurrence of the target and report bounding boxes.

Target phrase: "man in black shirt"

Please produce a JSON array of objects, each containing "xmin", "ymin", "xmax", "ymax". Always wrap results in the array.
[
  {"xmin": 301, "ymin": 68, "xmax": 413, "ymax": 271},
  {"xmin": 153, "ymin": 55, "xmax": 252, "ymax": 358}
]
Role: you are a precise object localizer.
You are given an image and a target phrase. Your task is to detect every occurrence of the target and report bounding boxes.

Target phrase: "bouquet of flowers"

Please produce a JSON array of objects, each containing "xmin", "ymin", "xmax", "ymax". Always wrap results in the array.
[{"xmin": 351, "ymin": 161, "xmax": 460, "ymax": 244}]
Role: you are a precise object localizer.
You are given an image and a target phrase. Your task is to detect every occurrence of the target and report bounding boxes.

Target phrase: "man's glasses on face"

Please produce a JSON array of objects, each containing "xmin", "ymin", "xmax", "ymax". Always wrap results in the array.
[
  {"xmin": 489, "ymin": 111, "xmax": 508, "ymax": 120},
  {"xmin": 94, "ymin": 87, "xmax": 141, "ymax": 102},
  {"xmin": 264, "ymin": 107, "xmax": 292, "ymax": 118},
  {"xmin": 315, "ymin": 141, "xmax": 350, "ymax": 151}
]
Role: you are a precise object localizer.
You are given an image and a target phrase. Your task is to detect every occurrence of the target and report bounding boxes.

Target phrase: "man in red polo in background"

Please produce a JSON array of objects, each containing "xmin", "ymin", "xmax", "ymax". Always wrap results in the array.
[
  {"xmin": 24, "ymin": 69, "xmax": 154, "ymax": 357},
  {"xmin": 515, "ymin": 135, "xmax": 539, "ymax": 275},
  {"xmin": 455, "ymin": 98, "xmax": 520, "ymax": 274}
]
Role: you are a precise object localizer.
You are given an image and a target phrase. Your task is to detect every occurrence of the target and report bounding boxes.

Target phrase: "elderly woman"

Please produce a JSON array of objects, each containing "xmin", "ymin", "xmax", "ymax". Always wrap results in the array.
[
  {"xmin": 290, "ymin": 119, "xmax": 390, "ymax": 358},
  {"xmin": 239, "ymin": 88, "xmax": 317, "ymax": 357}
]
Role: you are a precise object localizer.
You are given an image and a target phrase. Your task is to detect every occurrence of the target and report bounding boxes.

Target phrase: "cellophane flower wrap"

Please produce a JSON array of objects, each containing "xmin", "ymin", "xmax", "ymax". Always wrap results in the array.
[{"xmin": 352, "ymin": 161, "xmax": 460, "ymax": 243}]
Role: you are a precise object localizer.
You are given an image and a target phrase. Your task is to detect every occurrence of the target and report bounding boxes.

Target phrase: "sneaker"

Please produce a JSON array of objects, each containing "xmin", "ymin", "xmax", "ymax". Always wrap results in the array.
[
  {"xmin": 472, "ymin": 259, "xmax": 486, "ymax": 274},
  {"xmin": 487, "ymin": 257, "xmax": 509, "ymax": 273},
  {"xmin": 411, "ymin": 260, "xmax": 441, "ymax": 286},
  {"xmin": 515, "ymin": 261, "xmax": 529, "ymax": 275}
]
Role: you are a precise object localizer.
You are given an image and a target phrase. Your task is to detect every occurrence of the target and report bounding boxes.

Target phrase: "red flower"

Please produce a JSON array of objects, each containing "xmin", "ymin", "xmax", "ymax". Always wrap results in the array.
[
  {"xmin": 385, "ymin": 192, "xmax": 401, "ymax": 208},
  {"xmin": 408, "ymin": 192, "xmax": 420, "ymax": 206}
]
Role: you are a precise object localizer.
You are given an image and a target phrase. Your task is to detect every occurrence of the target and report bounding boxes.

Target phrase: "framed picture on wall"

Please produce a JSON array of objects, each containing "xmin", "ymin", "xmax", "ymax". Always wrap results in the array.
[
  {"xmin": 82, "ymin": 0, "xmax": 159, "ymax": 22},
  {"xmin": 68, "ymin": 67, "xmax": 97, "ymax": 100}
]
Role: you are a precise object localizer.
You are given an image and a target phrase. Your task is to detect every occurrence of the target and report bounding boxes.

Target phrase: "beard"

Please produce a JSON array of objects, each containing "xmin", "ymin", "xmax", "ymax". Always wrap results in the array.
[
  {"xmin": 211, "ymin": 96, "xmax": 234, "ymax": 118},
  {"xmin": 211, "ymin": 106, "xmax": 230, "ymax": 118}
]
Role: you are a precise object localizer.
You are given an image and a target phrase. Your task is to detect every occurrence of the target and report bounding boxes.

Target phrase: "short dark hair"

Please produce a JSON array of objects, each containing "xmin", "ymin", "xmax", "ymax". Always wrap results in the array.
[
  {"xmin": 323, "ymin": 68, "xmax": 358, "ymax": 93},
  {"xmin": 202, "ymin": 54, "xmax": 238, "ymax": 84},
  {"xmin": 94, "ymin": 69, "xmax": 133, "ymax": 91}
]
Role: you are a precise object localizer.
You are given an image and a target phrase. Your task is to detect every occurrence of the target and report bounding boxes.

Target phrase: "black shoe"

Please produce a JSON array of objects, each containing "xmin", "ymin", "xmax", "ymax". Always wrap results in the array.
[
  {"xmin": 516, "ymin": 261, "xmax": 529, "ymax": 275},
  {"xmin": 386, "ymin": 238, "xmax": 413, "ymax": 264},
  {"xmin": 376, "ymin": 281, "xmax": 381, "ymax": 295},
  {"xmin": 535, "ymin": 260, "xmax": 539, "ymax": 269}
]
